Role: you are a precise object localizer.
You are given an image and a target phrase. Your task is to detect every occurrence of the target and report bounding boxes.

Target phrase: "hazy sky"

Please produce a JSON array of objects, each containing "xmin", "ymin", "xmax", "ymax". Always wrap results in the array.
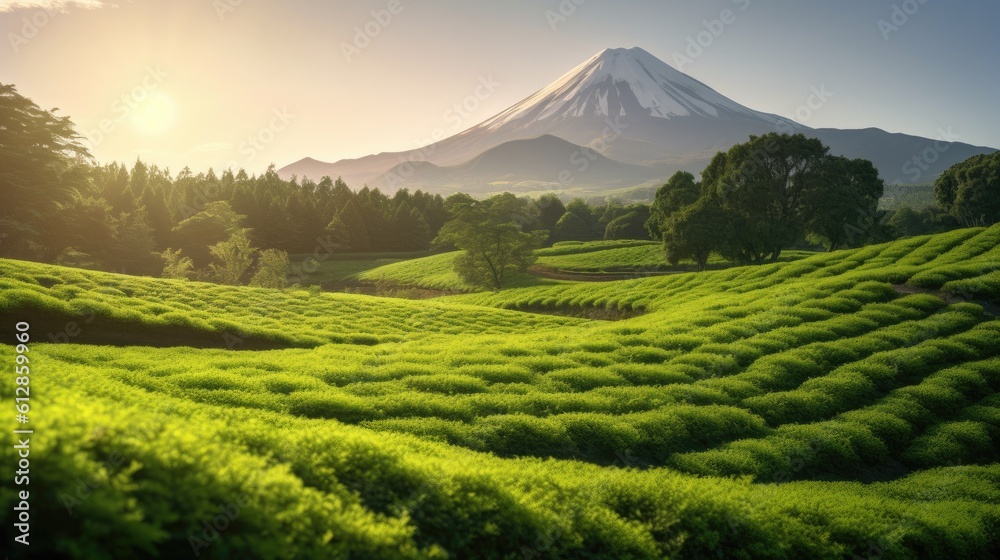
[{"xmin": 2, "ymin": 0, "xmax": 997, "ymax": 176}]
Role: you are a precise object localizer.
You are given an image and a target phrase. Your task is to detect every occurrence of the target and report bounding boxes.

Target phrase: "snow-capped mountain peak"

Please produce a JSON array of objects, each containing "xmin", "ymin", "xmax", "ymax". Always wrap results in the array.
[
  {"xmin": 279, "ymin": 47, "xmax": 994, "ymax": 189},
  {"xmin": 480, "ymin": 47, "xmax": 784, "ymax": 131}
]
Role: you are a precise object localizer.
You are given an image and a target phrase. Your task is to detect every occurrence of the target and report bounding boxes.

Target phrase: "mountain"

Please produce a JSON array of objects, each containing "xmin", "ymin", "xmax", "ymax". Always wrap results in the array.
[
  {"xmin": 280, "ymin": 47, "xmax": 995, "ymax": 196},
  {"xmin": 371, "ymin": 134, "xmax": 660, "ymax": 195}
]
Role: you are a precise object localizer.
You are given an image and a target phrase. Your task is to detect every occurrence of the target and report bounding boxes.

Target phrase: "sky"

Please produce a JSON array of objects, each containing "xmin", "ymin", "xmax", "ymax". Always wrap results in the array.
[{"xmin": 2, "ymin": 0, "xmax": 998, "ymax": 176}]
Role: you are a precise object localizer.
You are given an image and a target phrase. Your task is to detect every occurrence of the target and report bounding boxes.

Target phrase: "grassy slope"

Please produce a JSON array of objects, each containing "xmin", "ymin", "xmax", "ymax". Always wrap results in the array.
[
  {"xmin": 1, "ymin": 226, "xmax": 1000, "ymax": 559},
  {"xmin": 286, "ymin": 251, "xmax": 433, "ymax": 286},
  {"xmin": 353, "ymin": 251, "xmax": 558, "ymax": 292},
  {"xmin": 535, "ymin": 240, "xmax": 666, "ymax": 272},
  {"xmin": 0, "ymin": 261, "xmax": 577, "ymax": 347},
  {"xmin": 357, "ymin": 240, "xmax": 820, "ymax": 287}
]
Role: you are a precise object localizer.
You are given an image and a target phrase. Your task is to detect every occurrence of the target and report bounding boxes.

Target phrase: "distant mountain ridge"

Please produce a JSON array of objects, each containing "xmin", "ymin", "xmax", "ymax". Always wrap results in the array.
[{"xmin": 280, "ymin": 47, "xmax": 995, "ymax": 197}]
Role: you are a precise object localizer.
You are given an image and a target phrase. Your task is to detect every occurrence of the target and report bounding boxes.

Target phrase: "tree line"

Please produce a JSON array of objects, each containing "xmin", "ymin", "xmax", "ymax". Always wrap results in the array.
[
  {"xmin": 3, "ymin": 82, "xmax": 998, "ymax": 288},
  {"xmin": 1, "ymin": 82, "xmax": 655, "ymax": 280}
]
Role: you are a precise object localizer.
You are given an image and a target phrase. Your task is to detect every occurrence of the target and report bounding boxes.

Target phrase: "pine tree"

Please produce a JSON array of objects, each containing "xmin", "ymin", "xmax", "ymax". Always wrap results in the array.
[
  {"xmin": 327, "ymin": 198, "xmax": 370, "ymax": 252},
  {"xmin": 0, "ymin": 83, "xmax": 90, "ymax": 258}
]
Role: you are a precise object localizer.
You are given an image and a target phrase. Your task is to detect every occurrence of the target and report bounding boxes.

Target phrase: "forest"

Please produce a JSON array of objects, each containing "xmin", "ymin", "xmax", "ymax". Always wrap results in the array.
[{"xmin": 5, "ymin": 82, "xmax": 997, "ymax": 289}]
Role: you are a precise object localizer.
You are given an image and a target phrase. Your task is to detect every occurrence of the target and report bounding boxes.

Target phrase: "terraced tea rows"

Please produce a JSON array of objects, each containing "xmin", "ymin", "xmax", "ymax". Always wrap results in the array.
[
  {"xmin": 0, "ymin": 262, "xmax": 578, "ymax": 347},
  {"xmin": 1, "ymin": 225, "xmax": 999, "ymax": 559}
]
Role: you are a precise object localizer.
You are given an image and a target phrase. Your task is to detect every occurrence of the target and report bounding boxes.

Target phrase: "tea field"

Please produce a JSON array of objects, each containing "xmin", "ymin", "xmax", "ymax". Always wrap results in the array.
[
  {"xmin": 356, "ymin": 241, "xmax": 818, "ymax": 289},
  {"xmin": 2, "ymin": 225, "xmax": 1000, "ymax": 559}
]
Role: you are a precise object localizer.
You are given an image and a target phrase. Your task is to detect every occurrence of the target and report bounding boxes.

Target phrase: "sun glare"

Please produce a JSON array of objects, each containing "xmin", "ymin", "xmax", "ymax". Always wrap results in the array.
[{"xmin": 130, "ymin": 91, "xmax": 177, "ymax": 135}]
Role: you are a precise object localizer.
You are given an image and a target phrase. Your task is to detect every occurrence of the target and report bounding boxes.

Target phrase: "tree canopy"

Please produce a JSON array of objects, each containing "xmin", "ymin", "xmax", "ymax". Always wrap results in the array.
[
  {"xmin": 0, "ymin": 83, "xmax": 91, "ymax": 258},
  {"xmin": 935, "ymin": 151, "xmax": 1000, "ymax": 227},
  {"xmin": 654, "ymin": 133, "xmax": 887, "ymax": 269},
  {"xmin": 646, "ymin": 171, "xmax": 700, "ymax": 240},
  {"xmin": 434, "ymin": 194, "xmax": 547, "ymax": 290}
]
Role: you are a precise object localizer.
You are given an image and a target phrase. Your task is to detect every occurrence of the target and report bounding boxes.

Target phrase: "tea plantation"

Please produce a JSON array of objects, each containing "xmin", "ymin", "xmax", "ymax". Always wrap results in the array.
[{"xmin": 2, "ymin": 225, "xmax": 1000, "ymax": 559}]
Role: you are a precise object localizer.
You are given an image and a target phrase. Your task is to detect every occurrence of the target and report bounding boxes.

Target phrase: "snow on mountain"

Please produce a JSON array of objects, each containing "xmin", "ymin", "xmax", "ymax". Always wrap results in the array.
[
  {"xmin": 279, "ymin": 47, "xmax": 995, "ymax": 192},
  {"xmin": 480, "ymin": 47, "xmax": 787, "ymax": 129}
]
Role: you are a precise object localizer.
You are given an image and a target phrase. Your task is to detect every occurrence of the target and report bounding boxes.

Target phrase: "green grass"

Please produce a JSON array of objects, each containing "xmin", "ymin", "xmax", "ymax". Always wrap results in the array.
[
  {"xmin": 286, "ymin": 251, "xmax": 433, "ymax": 286},
  {"xmin": 357, "ymin": 240, "xmax": 819, "ymax": 290},
  {"xmin": 354, "ymin": 251, "xmax": 558, "ymax": 292},
  {"xmin": 535, "ymin": 241, "xmax": 667, "ymax": 272},
  {"xmin": 2, "ymin": 225, "xmax": 1000, "ymax": 559}
]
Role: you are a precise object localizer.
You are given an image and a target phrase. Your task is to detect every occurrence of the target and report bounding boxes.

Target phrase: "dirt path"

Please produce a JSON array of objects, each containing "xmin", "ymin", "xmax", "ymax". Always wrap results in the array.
[{"xmin": 528, "ymin": 266, "xmax": 681, "ymax": 282}]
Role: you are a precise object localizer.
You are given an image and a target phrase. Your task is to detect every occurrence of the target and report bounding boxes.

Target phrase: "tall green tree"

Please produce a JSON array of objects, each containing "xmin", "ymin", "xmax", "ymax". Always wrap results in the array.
[
  {"xmin": 935, "ymin": 151, "xmax": 1000, "ymax": 227},
  {"xmin": 0, "ymin": 83, "xmax": 91, "ymax": 258},
  {"xmin": 662, "ymin": 196, "xmax": 727, "ymax": 271},
  {"xmin": 806, "ymin": 156, "xmax": 886, "ymax": 251},
  {"xmin": 605, "ymin": 205, "xmax": 652, "ymax": 240},
  {"xmin": 327, "ymin": 198, "xmax": 370, "ymax": 252},
  {"xmin": 562, "ymin": 199, "xmax": 601, "ymax": 241},
  {"xmin": 705, "ymin": 133, "xmax": 829, "ymax": 263},
  {"xmin": 533, "ymin": 194, "xmax": 566, "ymax": 239},
  {"xmin": 106, "ymin": 207, "xmax": 161, "ymax": 275},
  {"xmin": 646, "ymin": 171, "xmax": 700, "ymax": 240},
  {"xmin": 171, "ymin": 201, "xmax": 246, "ymax": 268},
  {"xmin": 434, "ymin": 194, "xmax": 547, "ymax": 290},
  {"xmin": 55, "ymin": 194, "xmax": 116, "ymax": 264}
]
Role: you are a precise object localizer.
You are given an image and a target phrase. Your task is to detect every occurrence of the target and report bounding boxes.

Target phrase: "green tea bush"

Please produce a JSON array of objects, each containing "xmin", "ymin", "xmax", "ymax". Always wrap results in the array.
[
  {"xmin": 5, "ymin": 226, "xmax": 1000, "ymax": 558},
  {"xmin": 903, "ymin": 421, "xmax": 995, "ymax": 468},
  {"xmin": 405, "ymin": 374, "xmax": 489, "ymax": 395}
]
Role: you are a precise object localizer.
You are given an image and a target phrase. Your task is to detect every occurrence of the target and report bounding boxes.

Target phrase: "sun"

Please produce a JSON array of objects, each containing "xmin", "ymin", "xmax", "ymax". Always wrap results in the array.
[{"xmin": 130, "ymin": 91, "xmax": 177, "ymax": 135}]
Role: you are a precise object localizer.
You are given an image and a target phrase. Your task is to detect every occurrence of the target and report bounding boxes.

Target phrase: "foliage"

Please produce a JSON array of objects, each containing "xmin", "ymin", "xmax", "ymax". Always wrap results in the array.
[
  {"xmin": 0, "ymin": 83, "xmax": 91, "ymax": 259},
  {"xmin": 705, "ymin": 134, "xmax": 830, "ymax": 263},
  {"xmin": 603, "ymin": 207, "xmax": 651, "ymax": 240},
  {"xmin": 160, "ymin": 248, "xmax": 195, "ymax": 280},
  {"xmin": 662, "ymin": 195, "xmax": 728, "ymax": 271},
  {"xmin": 935, "ymin": 151, "xmax": 1000, "ymax": 226},
  {"xmin": 249, "ymin": 249, "xmax": 290, "ymax": 289},
  {"xmin": 434, "ymin": 194, "xmax": 548, "ymax": 290},
  {"xmin": 208, "ymin": 230, "xmax": 258, "ymax": 285},
  {"xmin": 806, "ymin": 156, "xmax": 886, "ymax": 251},
  {"xmin": 3, "ymin": 225, "xmax": 1000, "ymax": 557},
  {"xmin": 646, "ymin": 171, "xmax": 700, "ymax": 240}
]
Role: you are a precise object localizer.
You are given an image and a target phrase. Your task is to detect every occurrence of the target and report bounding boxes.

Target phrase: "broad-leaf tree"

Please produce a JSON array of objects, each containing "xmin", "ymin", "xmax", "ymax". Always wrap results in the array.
[
  {"xmin": 705, "ymin": 133, "xmax": 829, "ymax": 263},
  {"xmin": 434, "ymin": 194, "xmax": 547, "ymax": 290},
  {"xmin": 935, "ymin": 151, "xmax": 1000, "ymax": 227},
  {"xmin": 806, "ymin": 156, "xmax": 886, "ymax": 251},
  {"xmin": 249, "ymin": 249, "xmax": 290, "ymax": 289},
  {"xmin": 207, "ymin": 229, "xmax": 257, "ymax": 285},
  {"xmin": 171, "ymin": 201, "xmax": 246, "ymax": 267},
  {"xmin": 662, "ymin": 196, "xmax": 727, "ymax": 271},
  {"xmin": 646, "ymin": 171, "xmax": 700, "ymax": 239}
]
